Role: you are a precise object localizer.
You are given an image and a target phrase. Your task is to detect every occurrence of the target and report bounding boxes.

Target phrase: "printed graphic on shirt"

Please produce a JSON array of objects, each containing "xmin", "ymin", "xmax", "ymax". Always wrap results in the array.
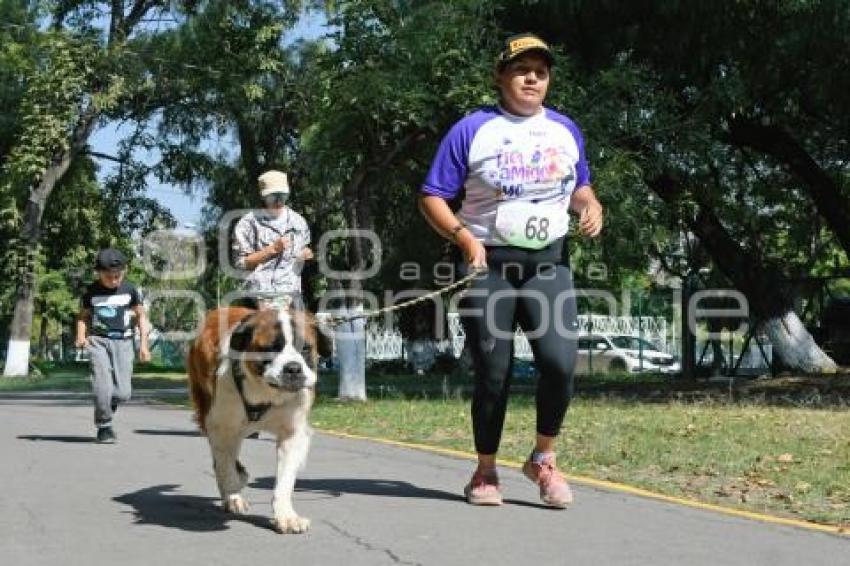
[
  {"xmin": 82, "ymin": 282, "xmax": 141, "ymax": 339},
  {"xmin": 491, "ymin": 142, "xmax": 576, "ymax": 198}
]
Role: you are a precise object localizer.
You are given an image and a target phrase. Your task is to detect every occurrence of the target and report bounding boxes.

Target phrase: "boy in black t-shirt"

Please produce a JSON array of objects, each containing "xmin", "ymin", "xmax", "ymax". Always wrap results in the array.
[{"xmin": 75, "ymin": 248, "xmax": 151, "ymax": 443}]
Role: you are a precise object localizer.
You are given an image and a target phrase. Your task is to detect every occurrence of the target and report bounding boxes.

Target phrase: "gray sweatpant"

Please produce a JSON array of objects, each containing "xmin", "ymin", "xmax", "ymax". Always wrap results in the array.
[{"xmin": 88, "ymin": 336, "xmax": 134, "ymax": 427}]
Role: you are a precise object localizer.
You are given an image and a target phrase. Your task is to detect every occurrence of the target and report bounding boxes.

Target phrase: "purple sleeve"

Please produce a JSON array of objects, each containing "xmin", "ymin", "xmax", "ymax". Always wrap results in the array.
[
  {"xmin": 421, "ymin": 109, "xmax": 494, "ymax": 199},
  {"xmin": 547, "ymin": 109, "xmax": 592, "ymax": 188},
  {"xmin": 573, "ymin": 128, "xmax": 591, "ymax": 188},
  {"xmin": 421, "ymin": 123, "xmax": 471, "ymax": 199}
]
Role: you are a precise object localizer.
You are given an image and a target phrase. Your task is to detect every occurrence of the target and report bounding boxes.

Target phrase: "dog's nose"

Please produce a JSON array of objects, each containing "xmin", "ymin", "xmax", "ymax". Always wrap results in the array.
[{"xmin": 283, "ymin": 361, "xmax": 302, "ymax": 375}]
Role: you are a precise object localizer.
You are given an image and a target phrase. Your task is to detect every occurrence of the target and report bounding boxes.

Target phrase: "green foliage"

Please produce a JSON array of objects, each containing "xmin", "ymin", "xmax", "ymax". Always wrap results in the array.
[
  {"xmin": 503, "ymin": 0, "xmax": 850, "ymax": 283},
  {"xmin": 0, "ymin": 1, "xmax": 176, "ymax": 350},
  {"xmin": 300, "ymin": 0, "xmax": 500, "ymax": 293},
  {"xmin": 0, "ymin": 1, "xmax": 36, "ymax": 162},
  {"xmin": 5, "ymin": 1, "xmax": 848, "ymax": 360},
  {"xmin": 0, "ymin": 1, "xmax": 38, "ymax": 234},
  {"xmin": 2, "ymin": 34, "xmax": 97, "ymax": 189}
]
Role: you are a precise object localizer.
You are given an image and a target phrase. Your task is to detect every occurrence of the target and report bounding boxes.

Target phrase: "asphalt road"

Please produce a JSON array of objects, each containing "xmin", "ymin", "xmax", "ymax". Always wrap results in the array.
[{"xmin": 1, "ymin": 396, "xmax": 846, "ymax": 566}]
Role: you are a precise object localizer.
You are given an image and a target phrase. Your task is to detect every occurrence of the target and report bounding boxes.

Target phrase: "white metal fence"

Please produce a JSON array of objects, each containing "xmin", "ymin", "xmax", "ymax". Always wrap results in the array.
[{"xmin": 317, "ymin": 312, "xmax": 670, "ymax": 361}]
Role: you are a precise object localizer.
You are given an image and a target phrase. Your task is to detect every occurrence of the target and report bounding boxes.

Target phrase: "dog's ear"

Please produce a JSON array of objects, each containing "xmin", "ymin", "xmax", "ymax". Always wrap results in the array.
[
  {"xmin": 293, "ymin": 311, "xmax": 333, "ymax": 359},
  {"xmin": 228, "ymin": 317, "xmax": 255, "ymax": 354},
  {"xmin": 316, "ymin": 325, "xmax": 334, "ymax": 358},
  {"xmin": 314, "ymin": 319, "xmax": 334, "ymax": 358}
]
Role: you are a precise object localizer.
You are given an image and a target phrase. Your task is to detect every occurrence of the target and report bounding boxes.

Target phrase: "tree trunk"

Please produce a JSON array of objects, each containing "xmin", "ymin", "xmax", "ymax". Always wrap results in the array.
[
  {"xmin": 332, "ymin": 129, "xmax": 424, "ymax": 398},
  {"xmin": 3, "ymin": 105, "xmax": 98, "ymax": 377},
  {"xmin": 648, "ymin": 173, "xmax": 838, "ymax": 373},
  {"xmin": 235, "ymin": 114, "xmax": 261, "ymax": 183},
  {"xmin": 335, "ymin": 316, "xmax": 367, "ymax": 401},
  {"xmin": 341, "ymin": 164, "xmax": 371, "ymax": 300},
  {"xmin": 761, "ymin": 311, "xmax": 837, "ymax": 373},
  {"xmin": 5, "ymin": 203, "xmax": 48, "ymax": 376},
  {"xmin": 38, "ymin": 314, "xmax": 49, "ymax": 360},
  {"xmin": 335, "ymin": 165, "xmax": 371, "ymax": 400},
  {"xmin": 2, "ymin": 1, "xmax": 160, "ymax": 376}
]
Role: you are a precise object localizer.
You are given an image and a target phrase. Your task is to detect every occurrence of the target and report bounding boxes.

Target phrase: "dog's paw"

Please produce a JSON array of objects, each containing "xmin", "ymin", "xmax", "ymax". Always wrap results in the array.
[
  {"xmin": 273, "ymin": 515, "xmax": 311, "ymax": 534},
  {"xmin": 224, "ymin": 494, "xmax": 249, "ymax": 515}
]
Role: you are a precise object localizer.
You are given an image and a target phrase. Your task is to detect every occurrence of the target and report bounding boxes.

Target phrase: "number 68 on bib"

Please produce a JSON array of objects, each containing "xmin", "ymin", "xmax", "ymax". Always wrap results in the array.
[{"xmin": 494, "ymin": 200, "xmax": 570, "ymax": 249}]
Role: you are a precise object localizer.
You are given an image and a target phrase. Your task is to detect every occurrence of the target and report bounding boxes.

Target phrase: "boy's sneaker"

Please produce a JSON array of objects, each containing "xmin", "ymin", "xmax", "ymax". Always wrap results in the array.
[
  {"xmin": 522, "ymin": 452, "xmax": 573, "ymax": 508},
  {"xmin": 463, "ymin": 468, "xmax": 502, "ymax": 506},
  {"xmin": 96, "ymin": 427, "xmax": 117, "ymax": 444}
]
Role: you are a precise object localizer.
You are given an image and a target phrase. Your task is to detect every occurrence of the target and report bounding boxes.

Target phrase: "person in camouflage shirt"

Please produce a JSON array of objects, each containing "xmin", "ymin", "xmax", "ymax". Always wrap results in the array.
[{"xmin": 232, "ymin": 170, "xmax": 313, "ymax": 310}]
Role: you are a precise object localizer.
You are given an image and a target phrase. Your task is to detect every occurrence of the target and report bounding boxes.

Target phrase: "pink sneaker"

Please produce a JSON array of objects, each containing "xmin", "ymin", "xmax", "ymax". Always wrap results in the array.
[
  {"xmin": 463, "ymin": 468, "xmax": 503, "ymax": 506},
  {"xmin": 522, "ymin": 452, "xmax": 573, "ymax": 508}
]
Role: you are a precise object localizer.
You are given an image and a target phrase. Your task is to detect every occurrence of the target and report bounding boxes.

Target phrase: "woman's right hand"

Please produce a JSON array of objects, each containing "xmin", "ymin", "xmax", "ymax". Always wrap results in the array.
[
  {"xmin": 417, "ymin": 195, "xmax": 487, "ymax": 269},
  {"xmin": 458, "ymin": 231, "xmax": 487, "ymax": 269}
]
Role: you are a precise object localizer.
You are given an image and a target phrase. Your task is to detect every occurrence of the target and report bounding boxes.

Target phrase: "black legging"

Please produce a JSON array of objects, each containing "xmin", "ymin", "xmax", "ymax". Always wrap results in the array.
[{"xmin": 458, "ymin": 238, "xmax": 578, "ymax": 455}]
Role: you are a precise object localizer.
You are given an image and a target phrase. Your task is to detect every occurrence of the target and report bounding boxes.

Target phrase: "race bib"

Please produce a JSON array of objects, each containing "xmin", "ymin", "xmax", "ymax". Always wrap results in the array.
[{"xmin": 494, "ymin": 200, "xmax": 569, "ymax": 249}]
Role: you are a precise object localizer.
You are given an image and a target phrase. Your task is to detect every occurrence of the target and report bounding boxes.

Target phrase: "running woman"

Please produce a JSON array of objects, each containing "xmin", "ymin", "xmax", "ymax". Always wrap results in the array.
[{"xmin": 419, "ymin": 33, "xmax": 603, "ymax": 507}]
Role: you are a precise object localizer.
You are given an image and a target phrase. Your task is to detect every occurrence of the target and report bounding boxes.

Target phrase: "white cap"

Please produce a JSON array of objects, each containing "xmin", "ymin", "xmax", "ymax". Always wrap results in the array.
[{"xmin": 258, "ymin": 170, "xmax": 290, "ymax": 197}]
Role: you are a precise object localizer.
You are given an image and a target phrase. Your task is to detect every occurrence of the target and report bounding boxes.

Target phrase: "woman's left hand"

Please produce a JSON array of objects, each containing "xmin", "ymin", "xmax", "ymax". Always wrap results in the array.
[{"xmin": 579, "ymin": 201, "xmax": 604, "ymax": 237}]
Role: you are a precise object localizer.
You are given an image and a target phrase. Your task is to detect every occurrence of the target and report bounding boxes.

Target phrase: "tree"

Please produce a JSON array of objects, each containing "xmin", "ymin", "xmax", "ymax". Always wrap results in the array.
[
  {"xmin": 301, "ymin": 0, "xmax": 498, "ymax": 299},
  {"xmin": 648, "ymin": 171, "xmax": 837, "ymax": 373},
  {"xmin": 2, "ymin": 1, "xmax": 180, "ymax": 376},
  {"xmin": 497, "ymin": 0, "xmax": 848, "ymax": 372},
  {"xmin": 3, "ymin": 31, "xmax": 99, "ymax": 374},
  {"xmin": 4, "ymin": 0, "xmax": 294, "ymax": 375}
]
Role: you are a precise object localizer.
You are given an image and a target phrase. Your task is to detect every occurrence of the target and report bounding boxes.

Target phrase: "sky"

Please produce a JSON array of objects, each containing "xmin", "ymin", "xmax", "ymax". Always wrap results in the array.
[{"xmin": 88, "ymin": 9, "xmax": 329, "ymax": 229}]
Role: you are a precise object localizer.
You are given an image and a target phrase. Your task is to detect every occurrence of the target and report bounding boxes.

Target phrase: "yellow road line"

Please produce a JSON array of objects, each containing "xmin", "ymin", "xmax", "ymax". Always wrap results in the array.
[{"xmin": 318, "ymin": 428, "xmax": 848, "ymax": 537}]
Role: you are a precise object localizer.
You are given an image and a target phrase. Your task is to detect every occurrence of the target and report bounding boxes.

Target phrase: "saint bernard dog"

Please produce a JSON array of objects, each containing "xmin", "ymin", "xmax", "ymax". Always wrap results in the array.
[{"xmin": 188, "ymin": 306, "xmax": 324, "ymax": 534}]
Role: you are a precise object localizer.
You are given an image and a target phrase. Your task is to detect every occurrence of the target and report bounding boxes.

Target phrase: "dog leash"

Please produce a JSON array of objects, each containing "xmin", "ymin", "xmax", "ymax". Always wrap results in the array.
[{"xmin": 323, "ymin": 266, "xmax": 487, "ymax": 328}]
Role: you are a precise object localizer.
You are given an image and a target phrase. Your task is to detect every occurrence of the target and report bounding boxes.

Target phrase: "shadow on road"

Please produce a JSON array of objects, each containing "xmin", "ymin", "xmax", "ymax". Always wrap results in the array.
[
  {"xmin": 113, "ymin": 484, "xmax": 274, "ymax": 532},
  {"xmin": 17, "ymin": 434, "xmax": 96, "ymax": 443},
  {"xmin": 251, "ymin": 476, "xmax": 465, "ymax": 503},
  {"xmin": 134, "ymin": 428, "xmax": 203, "ymax": 437},
  {"xmin": 500, "ymin": 497, "xmax": 565, "ymax": 510},
  {"xmin": 286, "ymin": 477, "xmax": 551, "ymax": 509}
]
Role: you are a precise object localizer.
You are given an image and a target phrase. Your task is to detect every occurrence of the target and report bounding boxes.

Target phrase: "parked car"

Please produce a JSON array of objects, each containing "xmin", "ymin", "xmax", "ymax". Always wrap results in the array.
[{"xmin": 576, "ymin": 334, "xmax": 680, "ymax": 375}]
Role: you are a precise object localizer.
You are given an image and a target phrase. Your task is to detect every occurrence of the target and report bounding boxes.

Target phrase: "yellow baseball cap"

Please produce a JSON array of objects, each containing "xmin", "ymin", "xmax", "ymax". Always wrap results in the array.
[{"xmin": 497, "ymin": 33, "xmax": 554, "ymax": 69}]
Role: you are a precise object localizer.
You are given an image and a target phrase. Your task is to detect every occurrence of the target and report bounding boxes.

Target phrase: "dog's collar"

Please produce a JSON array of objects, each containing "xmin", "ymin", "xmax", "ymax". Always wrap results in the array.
[{"xmin": 231, "ymin": 362, "xmax": 272, "ymax": 422}]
